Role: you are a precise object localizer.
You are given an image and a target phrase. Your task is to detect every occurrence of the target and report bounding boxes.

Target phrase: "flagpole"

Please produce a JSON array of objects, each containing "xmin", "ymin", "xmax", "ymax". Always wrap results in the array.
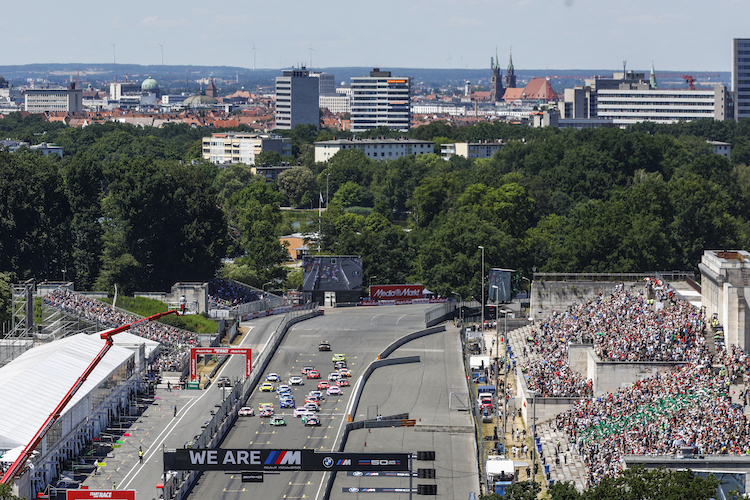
[{"xmin": 318, "ymin": 192, "xmax": 322, "ymax": 252}]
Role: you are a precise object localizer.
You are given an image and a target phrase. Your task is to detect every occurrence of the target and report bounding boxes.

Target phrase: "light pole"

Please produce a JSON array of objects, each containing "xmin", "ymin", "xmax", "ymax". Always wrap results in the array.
[
  {"xmin": 478, "ymin": 246, "xmax": 485, "ymax": 335},
  {"xmin": 452, "ymin": 291, "xmax": 462, "ymax": 326},
  {"xmin": 369, "ymin": 275, "xmax": 377, "ymax": 297},
  {"xmin": 326, "ymin": 172, "xmax": 330, "ymax": 207},
  {"xmin": 262, "ymin": 281, "xmax": 273, "ymax": 294}
]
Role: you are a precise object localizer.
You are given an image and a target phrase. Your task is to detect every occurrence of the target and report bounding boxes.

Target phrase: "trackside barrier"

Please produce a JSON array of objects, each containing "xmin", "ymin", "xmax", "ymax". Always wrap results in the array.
[
  {"xmin": 348, "ymin": 356, "xmax": 420, "ymax": 422},
  {"xmin": 425, "ymin": 302, "xmax": 456, "ymax": 327},
  {"xmin": 170, "ymin": 304, "xmax": 322, "ymax": 500},
  {"xmin": 380, "ymin": 325, "xmax": 446, "ymax": 359},
  {"xmin": 322, "ymin": 414, "xmax": 410, "ymax": 500}
]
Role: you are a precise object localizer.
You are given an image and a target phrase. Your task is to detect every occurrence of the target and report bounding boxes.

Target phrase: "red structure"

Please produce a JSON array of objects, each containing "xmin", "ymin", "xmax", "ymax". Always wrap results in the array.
[
  {"xmin": 190, "ymin": 347, "xmax": 252, "ymax": 381},
  {"xmin": 0, "ymin": 310, "xmax": 180, "ymax": 485}
]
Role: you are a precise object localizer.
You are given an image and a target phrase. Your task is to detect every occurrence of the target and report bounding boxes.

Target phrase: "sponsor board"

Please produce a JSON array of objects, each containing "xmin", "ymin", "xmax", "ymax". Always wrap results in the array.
[
  {"xmin": 347, "ymin": 471, "xmax": 416, "ymax": 477},
  {"xmin": 67, "ymin": 491, "xmax": 136, "ymax": 500},
  {"xmin": 370, "ymin": 284, "xmax": 424, "ymax": 300},
  {"xmin": 190, "ymin": 347, "xmax": 251, "ymax": 380},
  {"xmin": 241, "ymin": 472, "xmax": 264, "ymax": 482},
  {"xmin": 164, "ymin": 450, "xmax": 410, "ymax": 472},
  {"xmin": 362, "ymin": 298, "xmax": 447, "ymax": 307},
  {"xmin": 342, "ymin": 487, "xmax": 417, "ymax": 493}
]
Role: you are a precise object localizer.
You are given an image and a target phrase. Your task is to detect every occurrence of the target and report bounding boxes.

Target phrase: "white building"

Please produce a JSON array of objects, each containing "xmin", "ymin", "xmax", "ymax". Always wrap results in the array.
[
  {"xmin": 350, "ymin": 69, "xmax": 411, "ymax": 133},
  {"xmin": 109, "ymin": 81, "xmax": 141, "ymax": 100},
  {"xmin": 314, "ymin": 138, "xmax": 433, "ymax": 162},
  {"xmin": 559, "ymin": 70, "xmax": 728, "ymax": 125},
  {"xmin": 440, "ymin": 140, "xmax": 504, "ymax": 160},
  {"xmin": 275, "ymin": 68, "xmax": 319, "ymax": 130},
  {"xmin": 319, "ymin": 94, "xmax": 351, "ymax": 114},
  {"xmin": 202, "ymin": 132, "xmax": 292, "ymax": 166},
  {"xmin": 24, "ymin": 85, "xmax": 83, "ymax": 113}
]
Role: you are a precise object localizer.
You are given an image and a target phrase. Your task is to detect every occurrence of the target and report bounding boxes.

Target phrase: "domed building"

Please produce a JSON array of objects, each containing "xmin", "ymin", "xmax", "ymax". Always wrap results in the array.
[
  {"xmin": 182, "ymin": 93, "xmax": 218, "ymax": 108},
  {"xmin": 141, "ymin": 76, "xmax": 160, "ymax": 98}
]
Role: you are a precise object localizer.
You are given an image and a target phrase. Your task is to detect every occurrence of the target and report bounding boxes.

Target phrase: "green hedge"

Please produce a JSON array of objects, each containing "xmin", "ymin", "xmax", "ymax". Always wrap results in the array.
[{"xmin": 99, "ymin": 296, "xmax": 218, "ymax": 334}]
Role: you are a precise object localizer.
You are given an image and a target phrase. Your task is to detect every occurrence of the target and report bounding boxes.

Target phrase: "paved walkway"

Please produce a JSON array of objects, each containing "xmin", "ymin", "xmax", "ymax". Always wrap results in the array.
[{"xmin": 480, "ymin": 323, "xmax": 590, "ymax": 491}]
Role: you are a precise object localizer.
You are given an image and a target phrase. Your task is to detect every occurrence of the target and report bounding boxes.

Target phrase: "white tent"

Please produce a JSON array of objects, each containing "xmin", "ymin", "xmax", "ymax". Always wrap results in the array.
[{"xmin": 0, "ymin": 333, "xmax": 135, "ymax": 454}]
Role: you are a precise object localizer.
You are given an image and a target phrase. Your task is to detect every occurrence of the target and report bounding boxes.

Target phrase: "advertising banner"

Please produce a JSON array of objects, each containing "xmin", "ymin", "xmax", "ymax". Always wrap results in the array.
[
  {"xmin": 164, "ymin": 449, "xmax": 410, "ymax": 472},
  {"xmin": 67, "ymin": 491, "xmax": 136, "ymax": 500},
  {"xmin": 370, "ymin": 285, "xmax": 423, "ymax": 301},
  {"xmin": 189, "ymin": 347, "xmax": 251, "ymax": 380},
  {"xmin": 488, "ymin": 268, "xmax": 512, "ymax": 303}
]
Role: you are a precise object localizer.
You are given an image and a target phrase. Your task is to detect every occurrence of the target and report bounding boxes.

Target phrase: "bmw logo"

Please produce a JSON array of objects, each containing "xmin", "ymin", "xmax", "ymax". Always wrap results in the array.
[
  {"xmin": 349, "ymin": 488, "xmax": 360, "ymax": 492},
  {"xmin": 323, "ymin": 457, "xmax": 334, "ymax": 468},
  {"xmin": 353, "ymin": 471, "xmax": 363, "ymax": 476}
]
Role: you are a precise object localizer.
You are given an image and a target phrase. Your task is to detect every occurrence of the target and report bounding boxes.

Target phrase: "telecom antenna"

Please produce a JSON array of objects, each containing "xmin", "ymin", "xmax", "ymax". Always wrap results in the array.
[
  {"xmin": 251, "ymin": 41, "xmax": 258, "ymax": 71},
  {"xmin": 111, "ymin": 43, "xmax": 116, "ymax": 65}
]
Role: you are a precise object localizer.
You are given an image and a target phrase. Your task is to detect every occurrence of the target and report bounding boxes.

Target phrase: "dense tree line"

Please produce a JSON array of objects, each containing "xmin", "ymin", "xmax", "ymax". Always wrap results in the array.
[{"xmin": 1, "ymin": 113, "xmax": 749, "ymax": 311}]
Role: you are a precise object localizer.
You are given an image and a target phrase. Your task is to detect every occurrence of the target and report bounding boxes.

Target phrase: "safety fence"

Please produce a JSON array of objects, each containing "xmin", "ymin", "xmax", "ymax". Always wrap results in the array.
[{"xmin": 425, "ymin": 301, "xmax": 456, "ymax": 327}]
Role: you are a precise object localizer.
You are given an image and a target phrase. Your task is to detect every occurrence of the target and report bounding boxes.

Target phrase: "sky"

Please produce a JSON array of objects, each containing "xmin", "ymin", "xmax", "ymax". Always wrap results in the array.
[{"xmin": 1, "ymin": 0, "xmax": 748, "ymax": 72}]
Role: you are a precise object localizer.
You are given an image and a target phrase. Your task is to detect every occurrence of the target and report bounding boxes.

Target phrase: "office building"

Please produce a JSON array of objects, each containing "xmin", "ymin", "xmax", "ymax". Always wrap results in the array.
[
  {"xmin": 319, "ymin": 94, "xmax": 351, "ymax": 114},
  {"xmin": 440, "ymin": 140, "xmax": 504, "ymax": 160},
  {"xmin": 202, "ymin": 132, "xmax": 292, "ymax": 165},
  {"xmin": 350, "ymin": 69, "xmax": 411, "ymax": 133},
  {"xmin": 314, "ymin": 138, "xmax": 433, "ymax": 162},
  {"xmin": 558, "ymin": 70, "xmax": 729, "ymax": 125},
  {"xmin": 275, "ymin": 68, "xmax": 320, "ymax": 130},
  {"xmin": 24, "ymin": 84, "xmax": 83, "ymax": 113},
  {"xmin": 733, "ymin": 38, "xmax": 750, "ymax": 120},
  {"xmin": 309, "ymin": 71, "xmax": 336, "ymax": 96}
]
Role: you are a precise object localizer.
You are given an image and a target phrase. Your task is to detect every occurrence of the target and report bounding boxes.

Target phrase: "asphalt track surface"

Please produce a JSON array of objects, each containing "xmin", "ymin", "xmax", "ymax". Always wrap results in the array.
[
  {"xmin": 186, "ymin": 305, "xmax": 479, "ymax": 500},
  {"xmin": 81, "ymin": 314, "xmax": 285, "ymax": 496}
]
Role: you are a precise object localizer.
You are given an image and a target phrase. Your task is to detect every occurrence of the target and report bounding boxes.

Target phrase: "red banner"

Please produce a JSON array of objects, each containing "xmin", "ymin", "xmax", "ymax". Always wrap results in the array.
[
  {"xmin": 190, "ymin": 347, "xmax": 252, "ymax": 381},
  {"xmin": 370, "ymin": 285, "xmax": 424, "ymax": 300},
  {"xmin": 67, "ymin": 491, "xmax": 136, "ymax": 500},
  {"xmin": 362, "ymin": 298, "xmax": 447, "ymax": 307}
]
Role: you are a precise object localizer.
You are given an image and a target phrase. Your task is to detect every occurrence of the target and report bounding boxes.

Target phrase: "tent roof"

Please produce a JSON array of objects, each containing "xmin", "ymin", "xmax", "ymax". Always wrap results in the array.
[{"xmin": 0, "ymin": 333, "xmax": 135, "ymax": 453}]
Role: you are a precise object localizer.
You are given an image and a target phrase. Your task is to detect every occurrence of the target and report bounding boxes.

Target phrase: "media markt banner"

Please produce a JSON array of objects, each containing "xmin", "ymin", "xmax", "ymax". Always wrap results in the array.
[
  {"xmin": 370, "ymin": 284, "xmax": 424, "ymax": 300},
  {"xmin": 164, "ymin": 449, "xmax": 410, "ymax": 472}
]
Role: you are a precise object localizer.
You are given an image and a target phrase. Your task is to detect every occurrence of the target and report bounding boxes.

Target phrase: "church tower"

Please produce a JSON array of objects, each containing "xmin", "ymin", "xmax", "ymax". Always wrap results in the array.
[
  {"xmin": 505, "ymin": 49, "xmax": 517, "ymax": 89},
  {"xmin": 489, "ymin": 48, "xmax": 504, "ymax": 102},
  {"xmin": 649, "ymin": 61, "xmax": 658, "ymax": 89}
]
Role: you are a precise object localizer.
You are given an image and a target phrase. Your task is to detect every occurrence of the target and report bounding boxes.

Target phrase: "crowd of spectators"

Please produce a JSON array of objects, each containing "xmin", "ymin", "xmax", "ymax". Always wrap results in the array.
[
  {"xmin": 524, "ymin": 281, "xmax": 750, "ymax": 486},
  {"xmin": 207, "ymin": 278, "xmax": 260, "ymax": 309},
  {"xmin": 44, "ymin": 289, "xmax": 199, "ymax": 372},
  {"xmin": 522, "ymin": 283, "xmax": 705, "ymax": 398}
]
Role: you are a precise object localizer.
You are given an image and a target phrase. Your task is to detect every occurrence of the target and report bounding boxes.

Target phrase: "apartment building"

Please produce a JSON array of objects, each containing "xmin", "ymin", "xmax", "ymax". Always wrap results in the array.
[
  {"xmin": 202, "ymin": 132, "xmax": 291, "ymax": 165},
  {"xmin": 314, "ymin": 138, "xmax": 433, "ymax": 162},
  {"xmin": 350, "ymin": 69, "xmax": 411, "ymax": 133}
]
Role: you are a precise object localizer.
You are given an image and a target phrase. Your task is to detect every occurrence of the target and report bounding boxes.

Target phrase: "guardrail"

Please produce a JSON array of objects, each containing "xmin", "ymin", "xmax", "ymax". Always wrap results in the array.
[
  {"xmin": 534, "ymin": 271, "xmax": 695, "ymax": 282},
  {"xmin": 425, "ymin": 302, "xmax": 456, "ymax": 327}
]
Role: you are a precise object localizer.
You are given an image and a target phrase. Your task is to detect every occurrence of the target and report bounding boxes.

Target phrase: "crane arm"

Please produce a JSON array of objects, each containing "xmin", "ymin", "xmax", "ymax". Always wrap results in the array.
[{"xmin": 0, "ymin": 309, "xmax": 179, "ymax": 484}]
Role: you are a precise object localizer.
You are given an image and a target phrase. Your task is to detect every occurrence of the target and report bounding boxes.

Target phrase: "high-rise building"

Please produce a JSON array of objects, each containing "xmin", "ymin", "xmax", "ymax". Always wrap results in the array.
[
  {"xmin": 733, "ymin": 38, "xmax": 750, "ymax": 120},
  {"xmin": 505, "ymin": 51, "xmax": 516, "ymax": 89},
  {"xmin": 489, "ymin": 49, "xmax": 504, "ymax": 102},
  {"xmin": 275, "ymin": 68, "xmax": 320, "ymax": 130},
  {"xmin": 350, "ymin": 68, "xmax": 411, "ymax": 133},
  {"xmin": 309, "ymin": 71, "xmax": 336, "ymax": 96}
]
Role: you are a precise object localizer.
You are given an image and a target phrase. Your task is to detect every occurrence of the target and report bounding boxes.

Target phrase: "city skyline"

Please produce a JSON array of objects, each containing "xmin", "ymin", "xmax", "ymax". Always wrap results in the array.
[{"xmin": 1, "ymin": 0, "xmax": 748, "ymax": 72}]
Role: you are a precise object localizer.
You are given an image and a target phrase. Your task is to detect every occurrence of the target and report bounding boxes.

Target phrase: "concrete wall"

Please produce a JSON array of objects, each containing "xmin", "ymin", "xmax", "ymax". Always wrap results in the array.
[
  {"xmin": 530, "ymin": 280, "xmax": 639, "ymax": 320},
  {"xmin": 568, "ymin": 343, "xmax": 590, "ymax": 375},
  {"xmin": 699, "ymin": 250, "xmax": 750, "ymax": 351},
  {"xmin": 589, "ymin": 348, "xmax": 684, "ymax": 396}
]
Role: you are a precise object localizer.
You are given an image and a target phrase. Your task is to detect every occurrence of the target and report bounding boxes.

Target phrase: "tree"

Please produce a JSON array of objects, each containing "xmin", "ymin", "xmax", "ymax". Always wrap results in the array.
[
  {"xmin": 332, "ymin": 181, "xmax": 364, "ymax": 207},
  {"xmin": 277, "ymin": 165, "xmax": 315, "ymax": 207},
  {"xmin": 97, "ymin": 158, "xmax": 227, "ymax": 293},
  {"xmin": 224, "ymin": 180, "xmax": 287, "ymax": 285},
  {"xmin": 578, "ymin": 465, "xmax": 719, "ymax": 500},
  {"xmin": 0, "ymin": 483, "xmax": 26, "ymax": 500},
  {"xmin": 480, "ymin": 481, "xmax": 541, "ymax": 500},
  {"xmin": 255, "ymin": 150, "xmax": 282, "ymax": 166},
  {"xmin": 0, "ymin": 272, "xmax": 11, "ymax": 326}
]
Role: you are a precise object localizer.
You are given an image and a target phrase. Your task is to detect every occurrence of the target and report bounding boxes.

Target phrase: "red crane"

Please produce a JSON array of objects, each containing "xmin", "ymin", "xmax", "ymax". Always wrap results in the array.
[
  {"xmin": 0, "ymin": 309, "xmax": 180, "ymax": 485},
  {"xmin": 683, "ymin": 75, "xmax": 697, "ymax": 90}
]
